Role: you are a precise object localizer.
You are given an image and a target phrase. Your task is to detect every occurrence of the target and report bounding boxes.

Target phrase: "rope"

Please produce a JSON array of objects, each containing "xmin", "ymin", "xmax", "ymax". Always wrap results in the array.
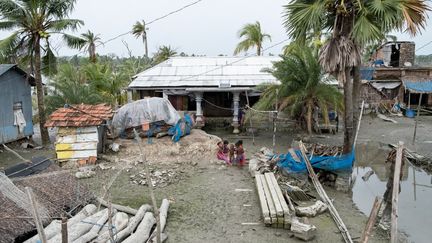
[
  {"xmin": 202, "ymin": 98, "xmax": 234, "ymax": 111},
  {"xmin": 246, "ymin": 105, "xmax": 277, "ymax": 114}
]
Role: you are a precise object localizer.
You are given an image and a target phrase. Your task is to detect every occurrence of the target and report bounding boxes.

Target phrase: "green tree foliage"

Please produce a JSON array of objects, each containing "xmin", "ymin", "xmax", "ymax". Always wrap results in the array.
[
  {"xmin": 254, "ymin": 45, "xmax": 343, "ymax": 134},
  {"xmin": 234, "ymin": 21, "xmax": 271, "ymax": 56},
  {"xmin": 64, "ymin": 30, "xmax": 102, "ymax": 63},
  {"xmin": 0, "ymin": 0, "xmax": 83, "ymax": 144},
  {"xmin": 132, "ymin": 20, "xmax": 148, "ymax": 57},
  {"xmin": 153, "ymin": 45, "xmax": 177, "ymax": 64}
]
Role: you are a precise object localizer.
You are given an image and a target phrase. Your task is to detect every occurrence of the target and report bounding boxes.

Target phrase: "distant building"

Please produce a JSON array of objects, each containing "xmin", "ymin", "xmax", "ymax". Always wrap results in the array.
[
  {"xmin": 128, "ymin": 56, "xmax": 280, "ymax": 133},
  {"xmin": 361, "ymin": 41, "xmax": 432, "ymax": 108},
  {"xmin": 0, "ymin": 64, "xmax": 35, "ymax": 144}
]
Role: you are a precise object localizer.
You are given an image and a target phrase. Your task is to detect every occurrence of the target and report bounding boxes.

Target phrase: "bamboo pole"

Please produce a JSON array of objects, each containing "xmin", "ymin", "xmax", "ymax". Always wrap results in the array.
[
  {"xmin": 412, "ymin": 93, "xmax": 423, "ymax": 145},
  {"xmin": 360, "ymin": 197, "xmax": 382, "ymax": 243},
  {"xmin": 245, "ymin": 90, "xmax": 255, "ymax": 145},
  {"xmin": 391, "ymin": 141, "xmax": 404, "ymax": 243},
  {"xmin": 299, "ymin": 142, "xmax": 353, "ymax": 243},
  {"xmin": 133, "ymin": 129, "xmax": 161, "ymax": 243},
  {"xmin": 353, "ymin": 100, "xmax": 365, "ymax": 149},
  {"xmin": 26, "ymin": 187, "xmax": 47, "ymax": 243}
]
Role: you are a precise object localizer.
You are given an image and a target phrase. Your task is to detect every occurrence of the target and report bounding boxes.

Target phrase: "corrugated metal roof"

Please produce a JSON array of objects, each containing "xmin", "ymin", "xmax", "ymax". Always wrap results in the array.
[
  {"xmin": 403, "ymin": 80, "xmax": 432, "ymax": 94},
  {"xmin": 129, "ymin": 56, "xmax": 280, "ymax": 89},
  {"xmin": 0, "ymin": 64, "xmax": 36, "ymax": 85}
]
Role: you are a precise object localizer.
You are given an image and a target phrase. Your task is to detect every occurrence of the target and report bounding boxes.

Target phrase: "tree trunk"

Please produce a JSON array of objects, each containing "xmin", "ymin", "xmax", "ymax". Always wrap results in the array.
[
  {"xmin": 352, "ymin": 65, "xmax": 361, "ymax": 132},
  {"xmin": 143, "ymin": 33, "xmax": 148, "ymax": 58},
  {"xmin": 307, "ymin": 100, "xmax": 313, "ymax": 135},
  {"xmin": 34, "ymin": 37, "xmax": 50, "ymax": 145},
  {"xmin": 90, "ymin": 43, "xmax": 96, "ymax": 63},
  {"xmin": 257, "ymin": 44, "xmax": 261, "ymax": 56},
  {"xmin": 343, "ymin": 68, "xmax": 354, "ymax": 154}
]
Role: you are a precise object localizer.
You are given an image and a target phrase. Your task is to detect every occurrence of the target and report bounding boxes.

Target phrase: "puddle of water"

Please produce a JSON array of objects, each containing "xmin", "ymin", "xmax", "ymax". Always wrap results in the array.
[{"xmin": 352, "ymin": 144, "xmax": 432, "ymax": 243}]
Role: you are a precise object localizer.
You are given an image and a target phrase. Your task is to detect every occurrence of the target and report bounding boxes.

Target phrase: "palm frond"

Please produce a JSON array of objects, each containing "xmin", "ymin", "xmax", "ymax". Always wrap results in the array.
[
  {"xmin": 63, "ymin": 33, "xmax": 86, "ymax": 49},
  {"xmin": 49, "ymin": 18, "xmax": 83, "ymax": 31}
]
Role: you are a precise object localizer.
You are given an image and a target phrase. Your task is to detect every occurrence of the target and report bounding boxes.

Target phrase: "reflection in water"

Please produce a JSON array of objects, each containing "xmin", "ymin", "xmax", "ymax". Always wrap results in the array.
[{"xmin": 352, "ymin": 144, "xmax": 432, "ymax": 243}]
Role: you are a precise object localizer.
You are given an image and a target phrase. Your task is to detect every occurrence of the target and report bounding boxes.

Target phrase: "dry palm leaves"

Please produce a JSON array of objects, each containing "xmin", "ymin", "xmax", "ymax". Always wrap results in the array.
[{"xmin": 303, "ymin": 143, "xmax": 344, "ymax": 157}]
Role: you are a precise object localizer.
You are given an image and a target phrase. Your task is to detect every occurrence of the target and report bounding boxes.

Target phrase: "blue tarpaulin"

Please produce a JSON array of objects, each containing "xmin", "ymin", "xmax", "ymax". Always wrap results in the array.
[
  {"xmin": 403, "ymin": 80, "xmax": 432, "ymax": 94},
  {"xmin": 278, "ymin": 149, "xmax": 355, "ymax": 173}
]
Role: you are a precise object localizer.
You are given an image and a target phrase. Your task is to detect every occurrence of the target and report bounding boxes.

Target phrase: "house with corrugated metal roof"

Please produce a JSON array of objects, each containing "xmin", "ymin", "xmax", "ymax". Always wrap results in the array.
[
  {"xmin": 45, "ymin": 104, "xmax": 113, "ymax": 166},
  {"xmin": 0, "ymin": 64, "xmax": 35, "ymax": 144},
  {"xmin": 128, "ymin": 56, "xmax": 280, "ymax": 133}
]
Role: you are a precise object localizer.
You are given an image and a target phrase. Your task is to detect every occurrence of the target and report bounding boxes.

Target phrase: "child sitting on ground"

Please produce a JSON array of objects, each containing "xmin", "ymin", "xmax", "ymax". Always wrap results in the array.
[
  {"xmin": 216, "ymin": 140, "xmax": 231, "ymax": 165},
  {"xmin": 233, "ymin": 140, "xmax": 246, "ymax": 167}
]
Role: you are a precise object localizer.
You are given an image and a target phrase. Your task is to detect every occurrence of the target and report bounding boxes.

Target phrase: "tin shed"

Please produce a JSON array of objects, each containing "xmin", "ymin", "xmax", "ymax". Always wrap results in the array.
[
  {"xmin": 45, "ymin": 104, "xmax": 112, "ymax": 165},
  {"xmin": 0, "ymin": 64, "xmax": 35, "ymax": 144}
]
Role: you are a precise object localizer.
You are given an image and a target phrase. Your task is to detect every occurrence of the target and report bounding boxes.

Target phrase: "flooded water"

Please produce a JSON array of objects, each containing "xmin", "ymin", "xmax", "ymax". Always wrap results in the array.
[{"xmin": 352, "ymin": 144, "xmax": 432, "ymax": 243}]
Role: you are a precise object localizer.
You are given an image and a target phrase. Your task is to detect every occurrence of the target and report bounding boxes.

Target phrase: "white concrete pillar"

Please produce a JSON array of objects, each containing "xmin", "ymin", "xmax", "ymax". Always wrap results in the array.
[
  {"xmin": 194, "ymin": 92, "xmax": 204, "ymax": 128},
  {"xmin": 232, "ymin": 91, "xmax": 240, "ymax": 134},
  {"xmin": 162, "ymin": 90, "xmax": 168, "ymax": 99},
  {"xmin": 127, "ymin": 90, "xmax": 133, "ymax": 103}
]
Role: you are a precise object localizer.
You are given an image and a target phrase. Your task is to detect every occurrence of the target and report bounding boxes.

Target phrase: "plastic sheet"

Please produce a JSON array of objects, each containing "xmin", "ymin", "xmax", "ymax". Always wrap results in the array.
[{"xmin": 112, "ymin": 98, "xmax": 181, "ymax": 137}]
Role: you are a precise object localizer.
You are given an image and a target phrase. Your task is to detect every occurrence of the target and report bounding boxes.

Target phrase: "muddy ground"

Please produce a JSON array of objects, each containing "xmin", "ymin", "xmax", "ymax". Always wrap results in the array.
[{"xmin": 1, "ymin": 115, "xmax": 431, "ymax": 242}]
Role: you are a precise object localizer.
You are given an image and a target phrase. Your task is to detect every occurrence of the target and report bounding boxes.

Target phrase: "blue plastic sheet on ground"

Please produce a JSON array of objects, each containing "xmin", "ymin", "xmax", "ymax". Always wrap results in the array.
[
  {"xmin": 168, "ymin": 114, "xmax": 193, "ymax": 142},
  {"xmin": 277, "ymin": 149, "xmax": 354, "ymax": 173}
]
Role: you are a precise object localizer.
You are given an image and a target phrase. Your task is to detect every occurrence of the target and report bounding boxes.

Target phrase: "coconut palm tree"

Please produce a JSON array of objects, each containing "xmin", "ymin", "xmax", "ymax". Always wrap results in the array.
[
  {"xmin": 0, "ymin": 0, "xmax": 83, "ymax": 145},
  {"xmin": 132, "ymin": 20, "xmax": 148, "ymax": 57},
  {"xmin": 153, "ymin": 45, "xmax": 177, "ymax": 64},
  {"xmin": 234, "ymin": 21, "xmax": 271, "ymax": 56},
  {"xmin": 283, "ymin": 0, "xmax": 429, "ymax": 153},
  {"xmin": 255, "ymin": 44, "xmax": 343, "ymax": 134},
  {"xmin": 64, "ymin": 30, "xmax": 102, "ymax": 63}
]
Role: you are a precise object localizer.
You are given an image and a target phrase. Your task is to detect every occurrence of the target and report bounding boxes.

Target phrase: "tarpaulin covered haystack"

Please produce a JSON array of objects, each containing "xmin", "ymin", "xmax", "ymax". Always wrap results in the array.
[{"xmin": 112, "ymin": 98, "xmax": 194, "ymax": 142}]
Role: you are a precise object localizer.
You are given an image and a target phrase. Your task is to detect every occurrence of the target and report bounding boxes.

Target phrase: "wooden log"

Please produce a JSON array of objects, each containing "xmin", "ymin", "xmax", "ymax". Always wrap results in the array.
[
  {"xmin": 26, "ymin": 187, "xmax": 47, "ymax": 243},
  {"xmin": 295, "ymin": 200, "xmax": 328, "ymax": 217},
  {"xmin": 299, "ymin": 142, "xmax": 353, "ymax": 243},
  {"xmin": 413, "ymin": 94, "xmax": 422, "ymax": 144},
  {"xmin": 26, "ymin": 205, "xmax": 97, "ymax": 243},
  {"xmin": 266, "ymin": 172, "xmax": 291, "ymax": 227},
  {"xmin": 110, "ymin": 204, "xmax": 151, "ymax": 243},
  {"xmin": 72, "ymin": 209, "xmax": 111, "ymax": 243},
  {"xmin": 150, "ymin": 232, "xmax": 168, "ymax": 243},
  {"xmin": 255, "ymin": 174, "xmax": 271, "ymax": 225},
  {"xmin": 123, "ymin": 212, "xmax": 156, "ymax": 243},
  {"xmin": 290, "ymin": 217, "xmax": 317, "ymax": 241},
  {"xmin": 264, "ymin": 173, "xmax": 284, "ymax": 227},
  {"xmin": 48, "ymin": 209, "xmax": 108, "ymax": 243},
  {"xmin": 361, "ymin": 197, "xmax": 382, "ymax": 243},
  {"xmin": 95, "ymin": 212, "xmax": 129, "ymax": 243},
  {"xmin": 391, "ymin": 142, "xmax": 404, "ymax": 243},
  {"xmin": 147, "ymin": 199, "xmax": 170, "ymax": 242},
  {"xmin": 96, "ymin": 197, "xmax": 141, "ymax": 215}
]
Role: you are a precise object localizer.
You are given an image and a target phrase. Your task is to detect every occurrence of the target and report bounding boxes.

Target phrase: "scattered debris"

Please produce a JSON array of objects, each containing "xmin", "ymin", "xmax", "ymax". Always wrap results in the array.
[
  {"xmin": 377, "ymin": 113, "xmax": 398, "ymax": 123},
  {"xmin": 362, "ymin": 170, "xmax": 375, "ymax": 181},
  {"xmin": 110, "ymin": 143, "xmax": 120, "ymax": 152},
  {"xmin": 285, "ymin": 184, "xmax": 313, "ymax": 201},
  {"xmin": 75, "ymin": 170, "xmax": 96, "ymax": 179},
  {"xmin": 129, "ymin": 169, "xmax": 179, "ymax": 188},
  {"xmin": 290, "ymin": 217, "xmax": 317, "ymax": 241},
  {"xmin": 295, "ymin": 200, "xmax": 328, "ymax": 217}
]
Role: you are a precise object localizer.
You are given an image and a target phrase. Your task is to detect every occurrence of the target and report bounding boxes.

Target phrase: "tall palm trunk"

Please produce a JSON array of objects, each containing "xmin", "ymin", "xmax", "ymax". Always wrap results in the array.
[
  {"xmin": 143, "ymin": 33, "xmax": 148, "ymax": 57},
  {"xmin": 343, "ymin": 68, "xmax": 354, "ymax": 154},
  {"xmin": 352, "ymin": 65, "xmax": 361, "ymax": 133},
  {"xmin": 34, "ymin": 37, "xmax": 50, "ymax": 145},
  {"xmin": 89, "ymin": 43, "xmax": 96, "ymax": 63},
  {"xmin": 257, "ymin": 43, "xmax": 261, "ymax": 56},
  {"xmin": 306, "ymin": 100, "xmax": 313, "ymax": 134}
]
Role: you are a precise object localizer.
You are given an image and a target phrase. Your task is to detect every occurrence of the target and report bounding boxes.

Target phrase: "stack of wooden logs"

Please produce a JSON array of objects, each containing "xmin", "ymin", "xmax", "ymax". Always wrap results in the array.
[
  {"xmin": 25, "ymin": 199, "xmax": 170, "ymax": 243},
  {"xmin": 255, "ymin": 172, "xmax": 319, "ymax": 241},
  {"xmin": 303, "ymin": 143, "xmax": 343, "ymax": 157}
]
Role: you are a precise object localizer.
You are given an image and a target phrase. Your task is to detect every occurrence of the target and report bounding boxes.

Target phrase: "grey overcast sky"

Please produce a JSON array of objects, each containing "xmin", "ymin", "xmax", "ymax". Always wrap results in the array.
[{"xmin": 2, "ymin": 0, "xmax": 432, "ymax": 57}]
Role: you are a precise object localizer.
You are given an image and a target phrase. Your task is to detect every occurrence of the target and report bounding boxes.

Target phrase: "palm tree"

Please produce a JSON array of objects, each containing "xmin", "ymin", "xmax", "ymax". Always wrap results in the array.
[
  {"xmin": 65, "ymin": 30, "xmax": 102, "ymax": 63},
  {"xmin": 0, "ymin": 0, "xmax": 83, "ymax": 145},
  {"xmin": 234, "ymin": 21, "xmax": 271, "ymax": 56},
  {"xmin": 255, "ymin": 45, "xmax": 343, "ymax": 134},
  {"xmin": 153, "ymin": 45, "xmax": 177, "ymax": 64},
  {"xmin": 283, "ymin": 0, "xmax": 429, "ymax": 153},
  {"xmin": 132, "ymin": 20, "xmax": 148, "ymax": 57}
]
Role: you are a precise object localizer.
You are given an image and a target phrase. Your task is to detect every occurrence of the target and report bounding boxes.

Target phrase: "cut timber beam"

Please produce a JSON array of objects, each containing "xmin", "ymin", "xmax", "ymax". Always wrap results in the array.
[
  {"xmin": 264, "ymin": 173, "xmax": 284, "ymax": 227},
  {"xmin": 391, "ymin": 142, "xmax": 404, "ymax": 243},
  {"xmin": 264, "ymin": 173, "xmax": 291, "ymax": 228},
  {"xmin": 255, "ymin": 175, "xmax": 271, "ymax": 225}
]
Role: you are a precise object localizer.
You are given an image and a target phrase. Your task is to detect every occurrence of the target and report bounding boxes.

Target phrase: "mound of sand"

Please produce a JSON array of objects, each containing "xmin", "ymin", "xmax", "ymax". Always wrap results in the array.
[{"xmin": 107, "ymin": 129, "xmax": 221, "ymax": 165}]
